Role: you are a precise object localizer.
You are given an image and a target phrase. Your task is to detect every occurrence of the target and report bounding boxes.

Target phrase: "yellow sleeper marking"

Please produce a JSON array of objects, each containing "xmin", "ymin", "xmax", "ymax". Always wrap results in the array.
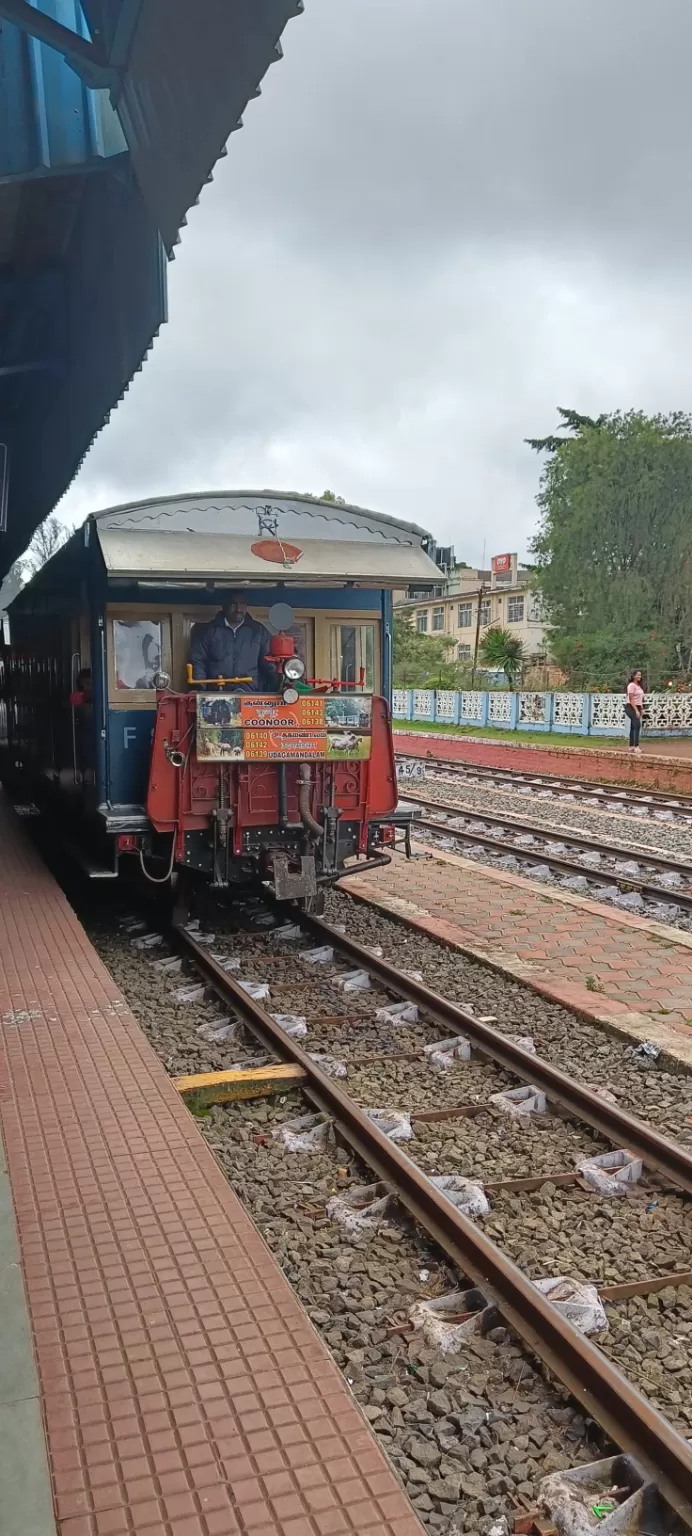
[{"xmin": 173, "ymin": 1063, "xmax": 306, "ymax": 1106}]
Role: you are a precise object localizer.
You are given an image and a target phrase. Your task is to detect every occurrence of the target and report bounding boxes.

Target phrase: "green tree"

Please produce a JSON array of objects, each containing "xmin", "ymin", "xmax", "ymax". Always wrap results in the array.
[
  {"xmin": 479, "ymin": 626, "xmax": 525, "ymax": 687},
  {"xmin": 529, "ymin": 408, "xmax": 692, "ymax": 689},
  {"xmin": 392, "ymin": 613, "xmax": 461, "ymax": 688}
]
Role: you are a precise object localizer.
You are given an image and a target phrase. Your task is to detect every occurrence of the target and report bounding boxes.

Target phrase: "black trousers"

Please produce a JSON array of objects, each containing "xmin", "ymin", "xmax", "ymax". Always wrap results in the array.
[{"xmin": 625, "ymin": 703, "xmax": 641, "ymax": 747}]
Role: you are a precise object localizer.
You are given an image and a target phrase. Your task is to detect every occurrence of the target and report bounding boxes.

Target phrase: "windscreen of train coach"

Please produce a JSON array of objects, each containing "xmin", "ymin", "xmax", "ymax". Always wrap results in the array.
[
  {"xmin": 113, "ymin": 620, "xmax": 162, "ymax": 690},
  {"xmin": 181, "ymin": 615, "xmax": 310, "ymax": 680}
]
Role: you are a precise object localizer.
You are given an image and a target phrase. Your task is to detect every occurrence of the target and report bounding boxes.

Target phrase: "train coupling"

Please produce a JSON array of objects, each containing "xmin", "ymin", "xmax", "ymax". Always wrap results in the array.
[{"xmin": 271, "ymin": 852, "xmax": 318, "ymax": 901}]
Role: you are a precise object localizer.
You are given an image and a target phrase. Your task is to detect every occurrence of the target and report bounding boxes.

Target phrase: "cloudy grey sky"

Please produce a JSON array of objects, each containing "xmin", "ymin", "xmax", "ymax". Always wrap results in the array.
[{"xmin": 61, "ymin": 0, "xmax": 692, "ymax": 564}]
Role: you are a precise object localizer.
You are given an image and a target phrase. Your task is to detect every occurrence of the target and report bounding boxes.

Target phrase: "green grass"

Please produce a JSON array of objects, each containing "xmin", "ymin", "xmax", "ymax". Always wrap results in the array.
[{"xmin": 392, "ymin": 719, "xmax": 627, "ymax": 750}]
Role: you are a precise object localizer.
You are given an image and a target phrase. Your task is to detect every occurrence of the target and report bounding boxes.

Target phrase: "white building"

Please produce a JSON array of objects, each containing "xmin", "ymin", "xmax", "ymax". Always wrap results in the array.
[{"xmin": 395, "ymin": 552, "xmax": 550, "ymax": 667}]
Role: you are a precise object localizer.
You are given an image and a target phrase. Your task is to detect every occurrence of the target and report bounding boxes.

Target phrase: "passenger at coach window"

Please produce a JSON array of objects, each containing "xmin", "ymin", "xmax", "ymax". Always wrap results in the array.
[
  {"xmin": 70, "ymin": 668, "xmax": 92, "ymax": 707},
  {"xmin": 625, "ymin": 668, "xmax": 644, "ymax": 753},
  {"xmin": 190, "ymin": 591, "xmax": 278, "ymax": 693},
  {"xmin": 76, "ymin": 667, "xmax": 92, "ymax": 703},
  {"xmin": 134, "ymin": 633, "xmax": 161, "ymax": 690}
]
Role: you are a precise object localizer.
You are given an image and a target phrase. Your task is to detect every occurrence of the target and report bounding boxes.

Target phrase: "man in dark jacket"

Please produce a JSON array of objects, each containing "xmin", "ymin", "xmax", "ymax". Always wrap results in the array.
[{"xmin": 190, "ymin": 593, "xmax": 278, "ymax": 692}]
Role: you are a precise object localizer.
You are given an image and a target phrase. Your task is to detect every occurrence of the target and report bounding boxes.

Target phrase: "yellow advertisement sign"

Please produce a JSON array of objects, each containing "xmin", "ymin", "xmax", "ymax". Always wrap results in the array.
[{"xmin": 196, "ymin": 692, "xmax": 372, "ymax": 762}]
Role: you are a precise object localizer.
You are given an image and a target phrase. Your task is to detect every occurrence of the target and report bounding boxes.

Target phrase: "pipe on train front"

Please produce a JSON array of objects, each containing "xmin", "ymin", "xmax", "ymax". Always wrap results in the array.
[{"xmin": 144, "ymin": 601, "xmax": 401, "ymax": 906}]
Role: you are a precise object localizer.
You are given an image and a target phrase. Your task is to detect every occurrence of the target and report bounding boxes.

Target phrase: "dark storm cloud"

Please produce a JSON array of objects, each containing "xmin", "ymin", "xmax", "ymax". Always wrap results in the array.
[{"xmin": 62, "ymin": 1, "xmax": 692, "ymax": 561}]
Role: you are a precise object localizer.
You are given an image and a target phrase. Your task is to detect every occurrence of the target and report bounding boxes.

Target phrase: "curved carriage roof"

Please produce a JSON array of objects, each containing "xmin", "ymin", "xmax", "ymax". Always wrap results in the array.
[
  {"xmin": 8, "ymin": 490, "xmax": 441, "ymax": 601},
  {"xmin": 92, "ymin": 490, "xmax": 440, "ymax": 588},
  {"xmin": 93, "ymin": 489, "xmax": 434, "ymax": 544}
]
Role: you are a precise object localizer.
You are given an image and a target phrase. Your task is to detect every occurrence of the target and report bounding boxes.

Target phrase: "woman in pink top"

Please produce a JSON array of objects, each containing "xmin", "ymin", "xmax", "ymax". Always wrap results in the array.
[{"xmin": 625, "ymin": 669, "xmax": 644, "ymax": 752}]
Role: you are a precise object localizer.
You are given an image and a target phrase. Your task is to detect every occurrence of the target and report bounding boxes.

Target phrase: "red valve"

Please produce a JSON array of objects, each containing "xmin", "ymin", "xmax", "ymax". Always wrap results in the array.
[{"xmin": 268, "ymin": 633, "xmax": 296, "ymax": 661}]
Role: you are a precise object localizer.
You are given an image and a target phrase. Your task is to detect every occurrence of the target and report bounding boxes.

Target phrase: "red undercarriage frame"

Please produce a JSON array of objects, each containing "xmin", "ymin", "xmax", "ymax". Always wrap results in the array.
[{"xmin": 146, "ymin": 692, "xmax": 400, "ymax": 894}]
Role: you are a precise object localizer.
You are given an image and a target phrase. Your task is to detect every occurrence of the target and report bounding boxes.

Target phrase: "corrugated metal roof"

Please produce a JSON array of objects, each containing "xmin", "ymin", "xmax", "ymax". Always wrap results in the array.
[
  {"xmin": 85, "ymin": 0, "xmax": 303, "ymax": 253},
  {"xmin": 97, "ymin": 528, "xmax": 441, "ymax": 587},
  {"xmin": 0, "ymin": 165, "xmax": 167, "ymax": 578},
  {"xmin": 0, "ymin": 0, "xmax": 302, "ymax": 580}
]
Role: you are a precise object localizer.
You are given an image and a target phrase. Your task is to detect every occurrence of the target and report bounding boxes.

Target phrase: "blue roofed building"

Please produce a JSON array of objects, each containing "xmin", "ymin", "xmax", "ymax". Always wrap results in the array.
[{"xmin": 0, "ymin": 0, "xmax": 302, "ymax": 578}]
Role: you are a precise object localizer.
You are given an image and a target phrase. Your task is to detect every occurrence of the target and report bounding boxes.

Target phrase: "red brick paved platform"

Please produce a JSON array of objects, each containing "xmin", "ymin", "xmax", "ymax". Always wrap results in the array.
[
  {"xmin": 343, "ymin": 846, "xmax": 692, "ymax": 1067},
  {"xmin": 0, "ymin": 791, "xmax": 423, "ymax": 1536},
  {"xmin": 395, "ymin": 730, "xmax": 692, "ymax": 795}
]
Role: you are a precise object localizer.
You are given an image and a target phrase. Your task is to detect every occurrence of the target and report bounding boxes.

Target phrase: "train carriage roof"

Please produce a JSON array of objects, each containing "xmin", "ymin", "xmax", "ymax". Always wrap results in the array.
[{"xmin": 92, "ymin": 490, "xmax": 441, "ymax": 589}]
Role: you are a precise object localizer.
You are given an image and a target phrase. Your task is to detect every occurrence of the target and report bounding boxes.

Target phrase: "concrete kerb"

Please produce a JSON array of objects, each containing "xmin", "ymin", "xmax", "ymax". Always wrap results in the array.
[{"xmin": 394, "ymin": 730, "xmax": 692, "ymax": 794}]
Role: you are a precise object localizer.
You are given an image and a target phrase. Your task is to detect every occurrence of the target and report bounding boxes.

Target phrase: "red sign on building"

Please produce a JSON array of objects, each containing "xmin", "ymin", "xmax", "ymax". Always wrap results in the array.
[{"xmin": 492, "ymin": 553, "xmax": 511, "ymax": 573}]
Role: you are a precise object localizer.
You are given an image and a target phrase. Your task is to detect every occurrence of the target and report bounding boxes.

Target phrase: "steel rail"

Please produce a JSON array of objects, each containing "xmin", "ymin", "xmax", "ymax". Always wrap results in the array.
[
  {"xmin": 402, "ymin": 789, "xmax": 692, "ymax": 879},
  {"xmin": 176, "ymin": 923, "xmax": 692, "ymax": 1526},
  {"xmin": 408, "ymin": 812, "xmax": 692, "ymax": 914},
  {"xmin": 301, "ymin": 913, "xmax": 692, "ymax": 1196},
  {"xmin": 395, "ymin": 750, "xmax": 692, "ymax": 814}
]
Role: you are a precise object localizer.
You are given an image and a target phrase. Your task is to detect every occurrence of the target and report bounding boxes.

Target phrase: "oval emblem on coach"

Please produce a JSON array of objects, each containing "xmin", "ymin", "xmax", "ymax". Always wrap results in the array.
[{"xmin": 250, "ymin": 539, "xmax": 303, "ymax": 565}]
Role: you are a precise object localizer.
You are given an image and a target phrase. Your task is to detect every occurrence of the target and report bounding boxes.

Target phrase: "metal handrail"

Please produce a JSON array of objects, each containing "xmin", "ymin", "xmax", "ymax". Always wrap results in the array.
[{"xmin": 185, "ymin": 666, "xmax": 252, "ymax": 687}]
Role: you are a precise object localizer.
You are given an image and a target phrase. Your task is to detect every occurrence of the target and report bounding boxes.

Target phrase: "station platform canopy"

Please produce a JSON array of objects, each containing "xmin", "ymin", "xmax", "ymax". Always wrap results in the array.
[{"xmin": 0, "ymin": 0, "xmax": 301, "ymax": 580}]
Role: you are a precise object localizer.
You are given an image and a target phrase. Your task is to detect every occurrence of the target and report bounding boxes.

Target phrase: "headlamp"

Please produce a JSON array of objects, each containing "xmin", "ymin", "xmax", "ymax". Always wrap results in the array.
[
  {"xmin": 153, "ymin": 670, "xmax": 171, "ymax": 690},
  {"xmin": 282, "ymin": 686, "xmax": 299, "ymax": 705},
  {"xmin": 283, "ymin": 655, "xmax": 305, "ymax": 681}
]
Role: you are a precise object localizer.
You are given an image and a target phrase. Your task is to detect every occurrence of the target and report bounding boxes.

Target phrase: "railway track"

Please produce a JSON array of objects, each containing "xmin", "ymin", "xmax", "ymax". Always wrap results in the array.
[
  {"xmin": 395, "ymin": 750, "xmax": 692, "ymax": 825},
  {"xmin": 98, "ymin": 897, "xmax": 692, "ymax": 1533},
  {"xmin": 397, "ymin": 790, "xmax": 692, "ymax": 920}
]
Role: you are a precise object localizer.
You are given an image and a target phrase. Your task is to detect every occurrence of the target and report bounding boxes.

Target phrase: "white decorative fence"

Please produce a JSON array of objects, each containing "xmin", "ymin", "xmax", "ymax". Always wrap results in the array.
[{"xmin": 391, "ymin": 689, "xmax": 692, "ymax": 736}]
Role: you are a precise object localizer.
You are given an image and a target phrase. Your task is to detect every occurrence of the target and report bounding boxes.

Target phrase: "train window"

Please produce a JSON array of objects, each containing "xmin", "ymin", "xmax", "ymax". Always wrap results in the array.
[
  {"xmin": 108, "ymin": 613, "xmax": 172, "ymax": 705},
  {"xmin": 113, "ymin": 620, "xmax": 163, "ymax": 690},
  {"xmin": 329, "ymin": 623, "xmax": 375, "ymax": 691}
]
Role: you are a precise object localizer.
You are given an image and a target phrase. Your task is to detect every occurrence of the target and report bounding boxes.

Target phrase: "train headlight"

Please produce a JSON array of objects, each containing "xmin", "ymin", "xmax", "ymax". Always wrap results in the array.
[
  {"xmin": 282, "ymin": 686, "xmax": 300, "ymax": 705},
  {"xmin": 154, "ymin": 670, "xmax": 171, "ymax": 690},
  {"xmin": 283, "ymin": 655, "xmax": 305, "ymax": 682}
]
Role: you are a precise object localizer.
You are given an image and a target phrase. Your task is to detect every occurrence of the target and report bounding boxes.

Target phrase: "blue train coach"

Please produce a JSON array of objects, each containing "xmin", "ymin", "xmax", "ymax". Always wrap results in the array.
[{"xmin": 0, "ymin": 491, "xmax": 439, "ymax": 887}]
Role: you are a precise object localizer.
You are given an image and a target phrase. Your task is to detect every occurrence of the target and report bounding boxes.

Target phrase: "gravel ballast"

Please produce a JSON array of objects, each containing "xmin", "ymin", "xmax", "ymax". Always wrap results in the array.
[
  {"xmin": 80, "ymin": 898, "xmax": 692, "ymax": 1529},
  {"xmin": 325, "ymin": 892, "xmax": 692, "ymax": 1144},
  {"xmin": 403, "ymin": 771, "xmax": 692, "ymax": 861},
  {"xmin": 201, "ymin": 1095, "xmax": 606, "ymax": 1530}
]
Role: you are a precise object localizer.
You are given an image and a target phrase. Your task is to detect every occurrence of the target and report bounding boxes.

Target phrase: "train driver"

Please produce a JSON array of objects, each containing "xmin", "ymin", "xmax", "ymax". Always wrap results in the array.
[{"xmin": 190, "ymin": 591, "xmax": 279, "ymax": 692}]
